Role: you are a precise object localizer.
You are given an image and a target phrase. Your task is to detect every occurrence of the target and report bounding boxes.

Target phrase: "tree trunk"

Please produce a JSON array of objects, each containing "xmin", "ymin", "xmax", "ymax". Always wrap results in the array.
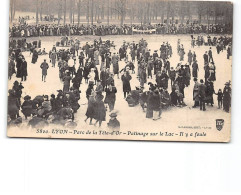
[
  {"xmin": 87, "ymin": 0, "xmax": 90, "ymax": 26},
  {"xmin": 36, "ymin": 0, "xmax": 39, "ymax": 25},
  {"xmin": 58, "ymin": 0, "xmax": 62, "ymax": 25},
  {"xmin": 72, "ymin": 1, "xmax": 75, "ymax": 24},
  {"xmin": 101, "ymin": 3, "xmax": 104, "ymax": 19},
  {"xmin": 78, "ymin": 0, "xmax": 81, "ymax": 26},
  {"xmin": 91, "ymin": 0, "xmax": 94, "ymax": 25},
  {"xmin": 107, "ymin": 0, "xmax": 110, "ymax": 26},
  {"xmin": 40, "ymin": 0, "xmax": 43, "ymax": 21},
  {"xmin": 69, "ymin": 0, "xmax": 73, "ymax": 24},
  {"xmin": 166, "ymin": 2, "xmax": 170, "ymax": 24},
  {"xmin": 64, "ymin": 0, "xmax": 66, "ymax": 25}
]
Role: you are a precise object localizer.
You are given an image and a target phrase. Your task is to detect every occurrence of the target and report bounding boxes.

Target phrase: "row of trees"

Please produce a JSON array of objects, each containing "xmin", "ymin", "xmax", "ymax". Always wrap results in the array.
[{"xmin": 10, "ymin": 0, "xmax": 233, "ymax": 26}]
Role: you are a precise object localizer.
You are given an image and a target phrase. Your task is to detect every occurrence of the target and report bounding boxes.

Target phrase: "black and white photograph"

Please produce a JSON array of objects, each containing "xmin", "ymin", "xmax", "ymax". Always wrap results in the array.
[{"xmin": 7, "ymin": 0, "xmax": 233, "ymax": 142}]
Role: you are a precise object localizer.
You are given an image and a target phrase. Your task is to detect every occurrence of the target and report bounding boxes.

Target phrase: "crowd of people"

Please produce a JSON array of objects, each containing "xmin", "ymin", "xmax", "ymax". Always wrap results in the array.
[
  {"xmin": 10, "ymin": 23, "xmax": 232, "ymax": 38},
  {"xmin": 8, "ymin": 31, "xmax": 232, "ymax": 128}
]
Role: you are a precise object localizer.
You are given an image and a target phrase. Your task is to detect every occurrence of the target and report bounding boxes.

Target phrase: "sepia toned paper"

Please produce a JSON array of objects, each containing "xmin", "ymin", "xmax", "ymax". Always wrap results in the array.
[{"xmin": 7, "ymin": 0, "xmax": 233, "ymax": 142}]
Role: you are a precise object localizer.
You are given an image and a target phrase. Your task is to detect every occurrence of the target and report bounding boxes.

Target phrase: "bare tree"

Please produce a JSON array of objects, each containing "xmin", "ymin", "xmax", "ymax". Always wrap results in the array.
[
  {"xmin": 197, "ymin": 2, "xmax": 207, "ymax": 24},
  {"xmin": 36, "ymin": 0, "xmax": 39, "ymax": 24},
  {"xmin": 64, "ymin": 0, "xmax": 67, "ymax": 25},
  {"xmin": 10, "ymin": 0, "xmax": 17, "ymax": 23},
  {"xmin": 107, "ymin": 0, "xmax": 110, "ymax": 26},
  {"xmin": 91, "ymin": 0, "xmax": 94, "ymax": 25},
  {"xmin": 40, "ymin": 0, "xmax": 43, "ymax": 21},
  {"xmin": 114, "ymin": 0, "xmax": 127, "ymax": 26},
  {"xmin": 77, "ymin": 0, "xmax": 81, "ymax": 26},
  {"xmin": 58, "ymin": 0, "xmax": 63, "ymax": 25},
  {"xmin": 87, "ymin": 0, "xmax": 90, "ymax": 26}
]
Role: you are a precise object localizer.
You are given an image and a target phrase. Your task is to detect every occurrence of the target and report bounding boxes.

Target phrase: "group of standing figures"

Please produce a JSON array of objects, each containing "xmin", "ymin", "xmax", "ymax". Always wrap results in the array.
[{"xmin": 8, "ymin": 33, "xmax": 232, "ymax": 128}]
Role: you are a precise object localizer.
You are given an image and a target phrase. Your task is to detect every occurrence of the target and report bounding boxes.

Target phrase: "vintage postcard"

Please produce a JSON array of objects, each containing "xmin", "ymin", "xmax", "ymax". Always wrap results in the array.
[{"xmin": 7, "ymin": 0, "xmax": 233, "ymax": 142}]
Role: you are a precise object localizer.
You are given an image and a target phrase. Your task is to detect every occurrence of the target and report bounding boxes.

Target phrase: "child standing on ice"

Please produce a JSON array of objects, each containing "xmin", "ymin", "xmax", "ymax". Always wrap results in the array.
[{"xmin": 215, "ymin": 89, "xmax": 223, "ymax": 109}]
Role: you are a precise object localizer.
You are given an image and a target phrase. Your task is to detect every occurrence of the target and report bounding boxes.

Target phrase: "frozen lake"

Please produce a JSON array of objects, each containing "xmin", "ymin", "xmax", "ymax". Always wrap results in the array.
[{"xmin": 8, "ymin": 34, "xmax": 232, "ymax": 141}]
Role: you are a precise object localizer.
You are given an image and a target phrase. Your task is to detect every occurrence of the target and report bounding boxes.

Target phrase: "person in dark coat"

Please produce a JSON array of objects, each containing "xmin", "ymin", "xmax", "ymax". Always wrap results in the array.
[
  {"xmin": 204, "ymin": 65, "xmax": 210, "ymax": 83},
  {"xmin": 21, "ymin": 58, "xmax": 28, "ymax": 81},
  {"xmin": 203, "ymin": 51, "xmax": 209, "ymax": 65},
  {"xmin": 100, "ymin": 67, "xmax": 108, "ymax": 90},
  {"xmin": 158, "ymin": 70, "xmax": 169, "ymax": 89},
  {"xmin": 193, "ymin": 78, "xmax": 200, "ymax": 108},
  {"xmin": 72, "ymin": 75, "xmax": 81, "ymax": 91},
  {"xmin": 170, "ymin": 89, "xmax": 178, "ymax": 106},
  {"xmin": 94, "ymin": 95, "xmax": 106, "ymax": 127},
  {"xmin": 12, "ymin": 81, "xmax": 24, "ymax": 105},
  {"xmin": 192, "ymin": 60, "xmax": 199, "ymax": 78},
  {"xmin": 8, "ymin": 89, "xmax": 20, "ymax": 120},
  {"xmin": 215, "ymin": 89, "xmax": 223, "ymax": 109},
  {"xmin": 205, "ymin": 79, "xmax": 215, "ymax": 106},
  {"xmin": 16, "ymin": 55, "xmax": 23, "ymax": 78},
  {"xmin": 85, "ymin": 92, "xmax": 96, "ymax": 125},
  {"xmin": 75, "ymin": 66, "xmax": 83, "ymax": 84},
  {"xmin": 32, "ymin": 49, "xmax": 38, "ymax": 64},
  {"xmin": 21, "ymin": 95, "xmax": 33, "ymax": 119},
  {"xmin": 146, "ymin": 91, "xmax": 154, "ymax": 119},
  {"xmin": 198, "ymin": 79, "xmax": 206, "ymax": 111},
  {"xmin": 107, "ymin": 112, "xmax": 120, "ymax": 130},
  {"xmin": 40, "ymin": 59, "xmax": 49, "ymax": 82},
  {"xmin": 112, "ymin": 53, "xmax": 119, "ymax": 78},
  {"xmin": 63, "ymin": 72, "xmax": 72, "ymax": 93},
  {"xmin": 169, "ymin": 67, "xmax": 176, "ymax": 86},
  {"xmin": 223, "ymin": 82, "xmax": 231, "ymax": 113},
  {"xmin": 121, "ymin": 72, "xmax": 132, "ymax": 98},
  {"xmin": 8, "ymin": 57, "xmax": 16, "ymax": 80},
  {"xmin": 187, "ymin": 50, "xmax": 193, "ymax": 65},
  {"xmin": 208, "ymin": 47, "xmax": 214, "ymax": 63},
  {"xmin": 104, "ymin": 83, "xmax": 117, "ymax": 112}
]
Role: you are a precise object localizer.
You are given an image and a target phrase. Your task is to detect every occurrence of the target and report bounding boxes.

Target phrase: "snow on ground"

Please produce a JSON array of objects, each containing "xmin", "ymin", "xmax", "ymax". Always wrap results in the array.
[{"xmin": 8, "ymin": 34, "xmax": 232, "ymax": 140}]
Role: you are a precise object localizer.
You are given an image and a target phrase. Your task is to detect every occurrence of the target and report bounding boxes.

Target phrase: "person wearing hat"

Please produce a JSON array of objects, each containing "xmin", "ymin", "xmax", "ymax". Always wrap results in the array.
[
  {"xmin": 8, "ymin": 89, "xmax": 20, "ymax": 120},
  {"xmin": 21, "ymin": 57, "xmax": 28, "ymax": 82},
  {"xmin": 100, "ymin": 67, "xmax": 108, "ymax": 91},
  {"xmin": 214, "ymin": 89, "xmax": 223, "ymax": 109},
  {"xmin": 31, "ymin": 48, "xmax": 39, "ymax": 64},
  {"xmin": 112, "ymin": 52, "xmax": 120, "ymax": 79},
  {"xmin": 78, "ymin": 50, "xmax": 85, "ymax": 67},
  {"xmin": 50, "ymin": 51, "xmax": 57, "ymax": 68},
  {"xmin": 96, "ymin": 80, "xmax": 103, "ymax": 94},
  {"xmin": 8, "ymin": 56, "xmax": 16, "ymax": 80},
  {"xmin": 157, "ymin": 70, "xmax": 169, "ymax": 89},
  {"xmin": 94, "ymin": 94, "xmax": 106, "ymax": 127},
  {"xmin": 41, "ymin": 95, "xmax": 52, "ymax": 119},
  {"xmin": 40, "ymin": 59, "xmax": 49, "ymax": 82},
  {"xmin": 223, "ymin": 82, "xmax": 231, "ymax": 113},
  {"xmin": 203, "ymin": 51, "xmax": 209, "ymax": 65},
  {"xmin": 63, "ymin": 71, "xmax": 72, "ymax": 93},
  {"xmin": 208, "ymin": 47, "xmax": 214, "ymax": 63},
  {"xmin": 153, "ymin": 50, "xmax": 158, "ymax": 61},
  {"xmin": 198, "ymin": 79, "xmax": 206, "ymax": 111},
  {"xmin": 107, "ymin": 112, "xmax": 120, "ymax": 130},
  {"xmin": 16, "ymin": 55, "xmax": 23, "ymax": 78},
  {"xmin": 21, "ymin": 95, "xmax": 33, "ymax": 119},
  {"xmin": 188, "ymin": 50, "xmax": 193, "ymax": 66},
  {"xmin": 104, "ymin": 82, "xmax": 117, "ymax": 112},
  {"xmin": 192, "ymin": 60, "xmax": 199, "ymax": 78},
  {"xmin": 169, "ymin": 67, "xmax": 176, "ymax": 86},
  {"xmin": 192, "ymin": 78, "xmax": 200, "ymax": 108},
  {"xmin": 209, "ymin": 62, "xmax": 216, "ymax": 82},
  {"xmin": 121, "ymin": 71, "xmax": 132, "ymax": 99}
]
